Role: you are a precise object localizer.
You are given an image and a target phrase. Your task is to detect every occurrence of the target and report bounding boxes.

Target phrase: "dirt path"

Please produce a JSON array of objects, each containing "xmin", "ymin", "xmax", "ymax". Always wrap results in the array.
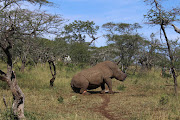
[{"xmin": 94, "ymin": 94, "xmax": 117, "ymax": 120}]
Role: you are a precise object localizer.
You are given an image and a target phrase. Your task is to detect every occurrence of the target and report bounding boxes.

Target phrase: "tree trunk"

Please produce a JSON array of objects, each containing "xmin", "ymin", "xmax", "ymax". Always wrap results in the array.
[
  {"xmin": 154, "ymin": 0, "xmax": 178, "ymax": 95},
  {"xmin": 20, "ymin": 60, "xmax": 26, "ymax": 72},
  {"xmin": 10, "ymin": 71, "xmax": 25, "ymax": 119},
  {"xmin": 48, "ymin": 60, "xmax": 56, "ymax": 87},
  {"xmin": 0, "ymin": 46, "xmax": 26, "ymax": 119},
  {"xmin": 161, "ymin": 22, "xmax": 177, "ymax": 95}
]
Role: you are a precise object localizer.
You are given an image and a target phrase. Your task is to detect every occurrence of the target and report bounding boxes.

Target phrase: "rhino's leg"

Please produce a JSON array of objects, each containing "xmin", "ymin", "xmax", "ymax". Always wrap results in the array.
[
  {"xmin": 104, "ymin": 78, "xmax": 114, "ymax": 94},
  {"xmin": 79, "ymin": 80, "xmax": 90, "ymax": 95},
  {"xmin": 100, "ymin": 83, "xmax": 105, "ymax": 94}
]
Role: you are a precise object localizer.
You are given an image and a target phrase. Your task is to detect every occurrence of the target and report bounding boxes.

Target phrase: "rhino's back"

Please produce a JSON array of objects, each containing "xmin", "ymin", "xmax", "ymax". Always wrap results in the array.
[
  {"xmin": 77, "ymin": 67, "xmax": 102, "ymax": 82},
  {"xmin": 76, "ymin": 61, "xmax": 114, "ymax": 80}
]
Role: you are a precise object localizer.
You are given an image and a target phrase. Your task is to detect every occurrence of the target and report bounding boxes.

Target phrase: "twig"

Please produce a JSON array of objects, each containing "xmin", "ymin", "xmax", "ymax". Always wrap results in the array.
[{"xmin": 3, "ymin": 95, "xmax": 7, "ymax": 108}]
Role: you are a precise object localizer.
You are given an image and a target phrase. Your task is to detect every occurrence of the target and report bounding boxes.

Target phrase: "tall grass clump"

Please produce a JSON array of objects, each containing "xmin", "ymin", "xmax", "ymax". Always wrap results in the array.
[
  {"xmin": 159, "ymin": 94, "xmax": 169, "ymax": 105},
  {"xmin": 117, "ymin": 84, "xmax": 126, "ymax": 91}
]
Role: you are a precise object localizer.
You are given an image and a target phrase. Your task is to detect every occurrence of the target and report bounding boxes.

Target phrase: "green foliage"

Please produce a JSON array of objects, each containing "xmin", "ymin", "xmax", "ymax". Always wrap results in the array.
[
  {"xmin": 0, "ymin": 81, "xmax": 8, "ymax": 89},
  {"xmin": 57, "ymin": 96, "xmax": 64, "ymax": 103},
  {"xmin": 1, "ymin": 61, "xmax": 180, "ymax": 119},
  {"xmin": 0, "ymin": 108, "xmax": 37, "ymax": 120},
  {"xmin": 71, "ymin": 96, "xmax": 78, "ymax": 101},
  {"xmin": 69, "ymin": 42, "xmax": 90, "ymax": 64},
  {"xmin": 54, "ymin": 38, "xmax": 69, "ymax": 57},
  {"xmin": 133, "ymin": 79, "xmax": 138, "ymax": 84},
  {"xmin": 24, "ymin": 111, "xmax": 37, "ymax": 120},
  {"xmin": 56, "ymin": 61, "xmax": 64, "ymax": 71},
  {"xmin": 117, "ymin": 84, "xmax": 126, "ymax": 91},
  {"xmin": 77, "ymin": 63, "xmax": 86, "ymax": 69},
  {"xmin": 159, "ymin": 94, "xmax": 169, "ymax": 105},
  {"xmin": 61, "ymin": 20, "xmax": 99, "ymax": 43},
  {"xmin": 144, "ymin": 0, "xmax": 179, "ymax": 25},
  {"xmin": 102, "ymin": 22, "xmax": 141, "ymax": 34},
  {"xmin": 0, "ymin": 108, "xmax": 16, "ymax": 120},
  {"xmin": 102, "ymin": 22, "xmax": 145, "ymax": 70}
]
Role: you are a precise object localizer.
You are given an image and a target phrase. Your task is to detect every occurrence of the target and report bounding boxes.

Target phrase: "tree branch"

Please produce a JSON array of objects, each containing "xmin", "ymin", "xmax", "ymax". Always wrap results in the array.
[
  {"xmin": 171, "ymin": 24, "xmax": 180, "ymax": 34},
  {"xmin": 0, "ymin": 70, "xmax": 7, "ymax": 82}
]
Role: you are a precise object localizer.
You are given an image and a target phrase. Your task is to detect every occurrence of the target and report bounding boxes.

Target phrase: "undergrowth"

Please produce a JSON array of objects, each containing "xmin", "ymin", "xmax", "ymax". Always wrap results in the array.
[{"xmin": 0, "ymin": 62, "xmax": 180, "ymax": 120}]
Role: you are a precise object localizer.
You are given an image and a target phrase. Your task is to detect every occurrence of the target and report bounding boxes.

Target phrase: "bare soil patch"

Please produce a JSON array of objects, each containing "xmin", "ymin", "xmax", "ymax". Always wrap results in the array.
[{"xmin": 93, "ymin": 94, "xmax": 117, "ymax": 120}]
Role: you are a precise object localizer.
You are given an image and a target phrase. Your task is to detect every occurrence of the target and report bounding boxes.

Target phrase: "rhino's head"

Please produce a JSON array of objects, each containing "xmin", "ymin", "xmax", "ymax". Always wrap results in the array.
[{"xmin": 114, "ymin": 69, "xmax": 127, "ymax": 81}]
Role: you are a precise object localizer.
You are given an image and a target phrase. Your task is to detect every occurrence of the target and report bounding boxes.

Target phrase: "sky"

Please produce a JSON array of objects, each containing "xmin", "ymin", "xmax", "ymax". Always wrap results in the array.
[{"xmin": 38, "ymin": 0, "xmax": 180, "ymax": 47}]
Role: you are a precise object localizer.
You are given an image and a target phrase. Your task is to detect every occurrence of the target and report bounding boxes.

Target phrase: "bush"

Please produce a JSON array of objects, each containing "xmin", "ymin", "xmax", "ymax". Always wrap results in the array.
[
  {"xmin": 0, "ymin": 108, "xmax": 16, "ymax": 120},
  {"xmin": 117, "ymin": 84, "xmax": 126, "ymax": 91},
  {"xmin": 159, "ymin": 94, "xmax": 169, "ymax": 105},
  {"xmin": 133, "ymin": 79, "xmax": 138, "ymax": 84},
  {"xmin": 57, "ymin": 96, "xmax": 64, "ymax": 103},
  {"xmin": 24, "ymin": 111, "xmax": 37, "ymax": 120},
  {"xmin": 0, "ymin": 108, "xmax": 37, "ymax": 120}
]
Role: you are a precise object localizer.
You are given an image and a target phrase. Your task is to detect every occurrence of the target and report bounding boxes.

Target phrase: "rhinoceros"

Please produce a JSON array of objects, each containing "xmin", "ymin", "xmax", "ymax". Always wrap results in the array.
[{"xmin": 71, "ymin": 61, "xmax": 127, "ymax": 95}]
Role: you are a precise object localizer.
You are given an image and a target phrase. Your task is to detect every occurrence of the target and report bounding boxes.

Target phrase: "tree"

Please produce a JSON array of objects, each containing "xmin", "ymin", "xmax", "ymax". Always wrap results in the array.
[
  {"xmin": 0, "ymin": 0, "xmax": 62, "ymax": 119},
  {"xmin": 138, "ymin": 33, "xmax": 164, "ymax": 69},
  {"xmin": 69, "ymin": 42, "xmax": 90, "ymax": 64},
  {"xmin": 11, "ymin": 8, "xmax": 63, "ymax": 71},
  {"xmin": 89, "ymin": 46, "xmax": 117, "ymax": 65},
  {"xmin": 59, "ymin": 20, "xmax": 99, "ymax": 64},
  {"xmin": 102, "ymin": 22, "xmax": 143, "ymax": 71},
  {"xmin": 53, "ymin": 37, "xmax": 70, "ymax": 60},
  {"xmin": 144, "ymin": 0, "xmax": 179, "ymax": 95},
  {"xmin": 61, "ymin": 20, "xmax": 99, "ymax": 45}
]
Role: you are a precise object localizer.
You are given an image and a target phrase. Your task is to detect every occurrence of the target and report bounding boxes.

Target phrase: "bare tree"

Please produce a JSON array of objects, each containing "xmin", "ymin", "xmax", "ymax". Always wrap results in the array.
[
  {"xmin": 0, "ymin": 22, "xmax": 26, "ymax": 119},
  {"xmin": 144, "ymin": 0, "xmax": 179, "ymax": 95},
  {"xmin": 0, "ymin": 0, "xmax": 59, "ymax": 119}
]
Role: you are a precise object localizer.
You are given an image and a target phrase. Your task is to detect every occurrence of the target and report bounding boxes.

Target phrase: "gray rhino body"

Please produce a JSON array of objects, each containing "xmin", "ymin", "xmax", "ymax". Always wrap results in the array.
[{"xmin": 71, "ymin": 61, "xmax": 127, "ymax": 94}]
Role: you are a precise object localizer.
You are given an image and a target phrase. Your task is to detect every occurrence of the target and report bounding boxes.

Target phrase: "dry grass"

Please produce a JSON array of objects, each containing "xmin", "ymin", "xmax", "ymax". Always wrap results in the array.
[{"xmin": 0, "ymin": 62, "xmax": 180, "ymax": 120}]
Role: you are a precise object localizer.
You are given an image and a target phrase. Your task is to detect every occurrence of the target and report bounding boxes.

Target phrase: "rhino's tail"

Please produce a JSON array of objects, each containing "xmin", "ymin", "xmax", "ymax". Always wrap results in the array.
[{"xmin": 71, "ymin": 81, "xmax": 80, "ymax": 93}]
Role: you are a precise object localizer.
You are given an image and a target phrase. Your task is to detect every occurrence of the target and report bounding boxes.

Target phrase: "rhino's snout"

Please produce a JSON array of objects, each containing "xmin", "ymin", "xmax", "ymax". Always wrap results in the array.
[
  {"xmin": 121, "ymin": 73, "xmax": 127, "ymax": 81},
  {"xmin": 118, "ymin": 72, "xmax": 127, "ymax": 81}
]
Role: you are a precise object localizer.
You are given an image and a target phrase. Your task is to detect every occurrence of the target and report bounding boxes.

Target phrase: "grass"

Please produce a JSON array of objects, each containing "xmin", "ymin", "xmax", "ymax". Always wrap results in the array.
[{"xmin": 0, "ymin": 62, "xmax": 180, "ymax": 120}]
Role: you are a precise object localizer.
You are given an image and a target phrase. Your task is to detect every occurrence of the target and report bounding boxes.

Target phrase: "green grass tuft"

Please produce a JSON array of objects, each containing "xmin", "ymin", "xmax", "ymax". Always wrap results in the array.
[
  {"xmin": 159, "ymin": 94, "xmax": 169, "ymax": 105},
  {"xmin": 117, "ymin": 84, "xmax": 126, "ymax": 91},
  {"xmin": 57, "ymin": 96, "xmax": 64, "ymax": 103}
]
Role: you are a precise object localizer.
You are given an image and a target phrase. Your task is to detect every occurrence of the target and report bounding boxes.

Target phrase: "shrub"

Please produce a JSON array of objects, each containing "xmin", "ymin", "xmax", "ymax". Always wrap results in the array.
[
  {"xmin": 0, "ymin": 108, "xmax": 16, "ymax": 120},
  {"xmin": 117, "ymin": 84, "xmax": 126, "ymax": 91},
  {"xmin": 57, "ymin": 96, "xmax": 64, "ymax": 103},
  {"xmin": 133, "ymin": 79, "xmax": 138, "ymax": 84},
  {"xmin": 24, "ymin": 111, "xmax": 37, "ymax": 120},
  {"xmin": 159, "ymin": 94, "xmax": 169, "ymax": 105}
]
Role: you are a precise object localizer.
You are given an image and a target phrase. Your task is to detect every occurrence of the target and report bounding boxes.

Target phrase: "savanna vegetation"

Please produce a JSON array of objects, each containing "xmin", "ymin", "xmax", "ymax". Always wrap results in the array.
[
  {"xmin": 0, "ymin": 0, "xmax": 180, "ymax": 120},
  {"xmin": 0, "ymin": 62, "xmax": 180, "ymax": 120}
]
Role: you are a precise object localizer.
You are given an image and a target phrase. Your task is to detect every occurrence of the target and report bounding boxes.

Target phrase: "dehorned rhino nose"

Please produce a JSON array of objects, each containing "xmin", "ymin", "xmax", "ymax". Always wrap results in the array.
[
  {"xmin": 123, "ymin": 73, "xmax": 127, "ymax": 80},
  {"xmin": 125, "ymin": 73, "xmax": 127, "ymax": 78}
]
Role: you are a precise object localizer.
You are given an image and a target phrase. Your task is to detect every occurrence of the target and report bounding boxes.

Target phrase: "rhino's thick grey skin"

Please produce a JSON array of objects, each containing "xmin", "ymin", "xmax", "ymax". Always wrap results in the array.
[{"xmin": 71, "ymin": 61, "xmax": 127, "ymax": 94}]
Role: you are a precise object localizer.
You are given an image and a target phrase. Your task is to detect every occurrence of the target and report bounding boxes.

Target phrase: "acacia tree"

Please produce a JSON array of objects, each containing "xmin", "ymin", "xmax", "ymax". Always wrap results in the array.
[
  {"xmin": 12, "ymin": 9, "xmax": 63, "ymax": 71},
  {"xmin": 144, "ymin": 0, "xmax": 180, "ymax": 95},
  {"xmin": 61, "ymin": 20, "xmax": 99, "ymax": 44},
  {"xmin": 102, "ymin": 22, "xmax": 144, "ymax": 71},
  {"xmin": 0, "ymin": 0, "xmax": 62, "ymax": 119},
  {"xmin": 60, "ymin": 20, "xmax": 99, "ymax": 64},
  {"xmin": 138, "ymin": 33, "xmax": 164, "ymax": 69}
]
